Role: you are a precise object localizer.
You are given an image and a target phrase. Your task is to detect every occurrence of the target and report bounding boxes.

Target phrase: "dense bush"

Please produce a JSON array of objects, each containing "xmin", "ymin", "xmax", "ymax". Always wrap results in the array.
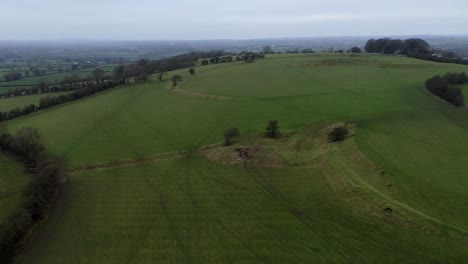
[
  {"xmin": 265, "ymin": 120, "xmax": 280, "ymax": 138},
  {"xmin": 328, "ymin": 126, "xmax": 349, "ymax": 142},
  {"xmin": 171, "ymin": 75, "xmax": 183, "ymax": 86},
  {"xmin": 425, "ymin": 73, "xmax": 467, "ymax": 107},
  {"xmin": 0, "ymin": 127, "xmax": 65, "ymax": 263},
  {"xmin": 224, "ymin": 128, "xmax": 240, "ymax": 146}
]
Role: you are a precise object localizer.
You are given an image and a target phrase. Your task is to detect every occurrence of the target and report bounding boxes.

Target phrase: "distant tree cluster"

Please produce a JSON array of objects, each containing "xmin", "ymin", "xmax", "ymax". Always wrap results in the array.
[
  {"xmin": 301, "ymin": 48, "xmax": 315, "ymax": 54},
  {"xmin": 236, "ymin": 52, "xmax": 265, "ymax": 63},
  {"xmin": 348, "ymin": 47, "xmax": 362, "ymax": 53},
  {"xmin": 114, "ymin": 50, "xmax": 232, "ymax": 82},
  {"xmin": 113, "ymin": 59, "xmax": 154, "ymax": 84},
  {"xmin": 365, "ymin": 38, "xmax": 430, "ymax": 55},
  {"xmin": 262, "ymin": 46, "xmax": 274, "ymax": 54},
  {"xmin": 425, "ymin": 72, "xmax": 468, "ymax": 107},
  {"xmin": 0, "ymin": 127, "xmax": 66, "ymax": 262},
  {"xmin": 3, "ymin": 71, "xmax": 22, "ymax": 81}
]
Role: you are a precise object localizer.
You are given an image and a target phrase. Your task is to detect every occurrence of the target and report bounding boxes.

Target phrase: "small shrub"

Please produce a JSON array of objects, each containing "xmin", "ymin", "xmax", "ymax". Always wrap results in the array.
[
  {"xmin": 171, "ymin": 75, "xmax": 183, "ymax": 86},
  {"xmin": 328, "ymin": 126, "xmax": 349, "ymax": 142},
  {"xmin": 224, "ymin": 128, "xmax": 240, "ymax": 146},
  {"xmin": 265, "ymin": 120, "xmax": 280, "ymax": 138}
]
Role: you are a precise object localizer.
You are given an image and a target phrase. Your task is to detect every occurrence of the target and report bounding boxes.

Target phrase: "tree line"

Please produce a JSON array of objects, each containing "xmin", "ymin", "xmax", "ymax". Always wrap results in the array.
[
  {"xmin": 113, "ymin": 50, "xmax": 230, "ymax": 83},
  {"xmin": 0, "ymin": 69, "xmax": 113, "ymax": 99},
  {"xmin": 114, "ymin": 50, "xmax": 265, "ymax": 84},
  {"xmin": 425, "ymin": 72, "xmax": 468, "ymax": 107},
  {"xmin": 0, "ymin": 127, "xmax": 66, "ymax": 263},
  {"xmin": 1, "ymin": 49, "xmax": 266, "ymax": 122},
  {"xmin": 0, "ymin": 80, "xmax": 120, "ymax": 122},
  {"xmin": 365, "ymin": 37, "xmax": 468, "ymax": 65}
]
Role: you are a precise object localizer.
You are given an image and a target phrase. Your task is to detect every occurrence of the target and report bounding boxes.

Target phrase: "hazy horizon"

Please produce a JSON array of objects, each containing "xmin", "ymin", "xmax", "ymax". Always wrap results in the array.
[
  {"xmin": 1, "ymin": 0, "xmax": 467, "ymax": 40},
  {"xmin": 1, "ymin": 35, "xmax": 468, "ymax": 43}
]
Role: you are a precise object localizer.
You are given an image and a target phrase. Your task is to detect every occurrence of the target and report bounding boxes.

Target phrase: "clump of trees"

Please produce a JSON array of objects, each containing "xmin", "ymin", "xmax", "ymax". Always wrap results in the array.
[
  {"xmin": 0, "ymin": 127, "xmax": 66, "ymax": 263},
  {"xmin": 224, "ymin": 128, "xmax": 240, "ymax": 146},
  {"xmin": 3, "ymin": 72, "xmax": 22, "ymax": 81},
  {"xmin": 365, "ymin": 38, "xmax": 430, "ymax": 55},
  {"xmin": 189, "ymin": 68, "xmax": 195, "ymax": 75},
  {"xmin": 425, "ymin": 72, "xmax": 467, "ymax": 107},
  {"xmin": 301, "ymin": 48, "xmax": 315, "ymax": 54},
  {"xmin": 348, "ymin": 47, "xmax": 362, "ymax": 53},
  {"xmin": 265, "ymin": 120, "xmax": 280, "ymax": 138},
  {"xmin": 208, "ymin": 56, "xmax": 234, "ymax": 64},
  {"xmin": 113, "ymin": 50, "xmax": 233, "ymax": 83},
  {"xmin": 171, "ymin": 75, "xmax": 183, "ymax": 87},
  {"xmin": 263, "ymin": 46, "xmax": 274, "ymax": 54},
  {"xmin": 328, "ymin": 126, "xmax": 349, "ymax": 142},
  {"xmin": 236, "ymin": 52, "xmax": 265, "ymax": 63}
]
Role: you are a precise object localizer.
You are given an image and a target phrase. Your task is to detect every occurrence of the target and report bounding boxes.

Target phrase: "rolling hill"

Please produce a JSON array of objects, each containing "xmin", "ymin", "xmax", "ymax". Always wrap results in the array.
[{"xmin": 7, "ymin": 53, "xmax": 468, "ymax": 263}]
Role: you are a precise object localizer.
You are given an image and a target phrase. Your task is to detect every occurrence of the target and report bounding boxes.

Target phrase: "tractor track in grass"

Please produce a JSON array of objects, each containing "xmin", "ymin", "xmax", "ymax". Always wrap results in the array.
[
  {"xmin": 243, "ymin": 161, "xmax": 354, "ymax": 264},
  {"xmin": 171, "ymin": 87, "xmax": 237, "ymax": 100},
  {"xmin": 245, "ymin": 163, "xmax": 426, "ymax": 263},
  {"xmin": 240, "ymin": 125, "xmax": 457, "ymax": 264},
  {"xmin": 68, "ymin": 151, "xmax": 187, "ymax": 172}
]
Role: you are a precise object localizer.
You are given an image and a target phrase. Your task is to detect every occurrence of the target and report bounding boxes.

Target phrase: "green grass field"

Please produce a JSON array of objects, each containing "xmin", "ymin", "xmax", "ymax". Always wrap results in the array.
[
  {"xmin": 0, "ymin": 155, "xmax": 30, "ymax": 224},
  {"xmin": 0, "ymin": 64, "xmax": 116, "ymax": 92},
  {"xmin": 0, "ymin": 92, "xmax": 71, "ymax": 112},
  {"xmin": 6, "ymin": 53, "xmax": 468, "ymax": 263}
]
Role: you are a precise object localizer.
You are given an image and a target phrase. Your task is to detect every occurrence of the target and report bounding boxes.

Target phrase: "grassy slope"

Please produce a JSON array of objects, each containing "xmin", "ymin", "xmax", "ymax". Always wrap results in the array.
[
  {"xmin": 10, "ymin": 54, "xmax": 466, "ymax": 166},
  {"xmin": 0, "ymin": 154, "xmax": 30, "ymax": 224},
  {"xmin": 16, "ymin": 153, "xmax": 468, "ymax": 264},
  {"xmin": 0, "ymin": 92, "xmax": 70, "ymax": 112},
  {"xmin": 8, "ymin": 54, "xmax": 468, "ymax": 262}
]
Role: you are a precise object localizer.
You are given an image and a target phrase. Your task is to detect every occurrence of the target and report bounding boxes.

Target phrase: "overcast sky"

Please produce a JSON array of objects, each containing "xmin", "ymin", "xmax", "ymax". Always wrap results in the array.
[{"xmin": 1, "ymin": 0, "xmax": 467, "ymax": 40}]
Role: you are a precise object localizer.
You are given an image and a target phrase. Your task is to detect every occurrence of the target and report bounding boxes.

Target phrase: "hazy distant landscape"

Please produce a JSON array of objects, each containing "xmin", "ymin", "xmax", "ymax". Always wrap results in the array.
[{"xmin": 1, "ymin": 35, "xmax": 468, "ymax": 60}]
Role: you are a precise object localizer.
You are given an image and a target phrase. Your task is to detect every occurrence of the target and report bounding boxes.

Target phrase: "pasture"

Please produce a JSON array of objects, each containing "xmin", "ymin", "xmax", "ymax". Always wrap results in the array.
[
  {"xmin": 7, "ymin": 53, "xmax": 468, "ymax": 263},
  {"xmin": 0, "ymin": 64, "xmax": 116, "ymax": 93},
  {"xmin": 0, "ymin": 92, "xmax": 70, "ymax": 112}
]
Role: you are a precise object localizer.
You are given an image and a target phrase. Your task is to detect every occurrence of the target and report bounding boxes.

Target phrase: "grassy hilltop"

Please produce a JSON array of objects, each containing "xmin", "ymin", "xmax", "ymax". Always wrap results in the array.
[{"xmin": 7, "ymin": 53, "xmax": 468, "ymax": 263}]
